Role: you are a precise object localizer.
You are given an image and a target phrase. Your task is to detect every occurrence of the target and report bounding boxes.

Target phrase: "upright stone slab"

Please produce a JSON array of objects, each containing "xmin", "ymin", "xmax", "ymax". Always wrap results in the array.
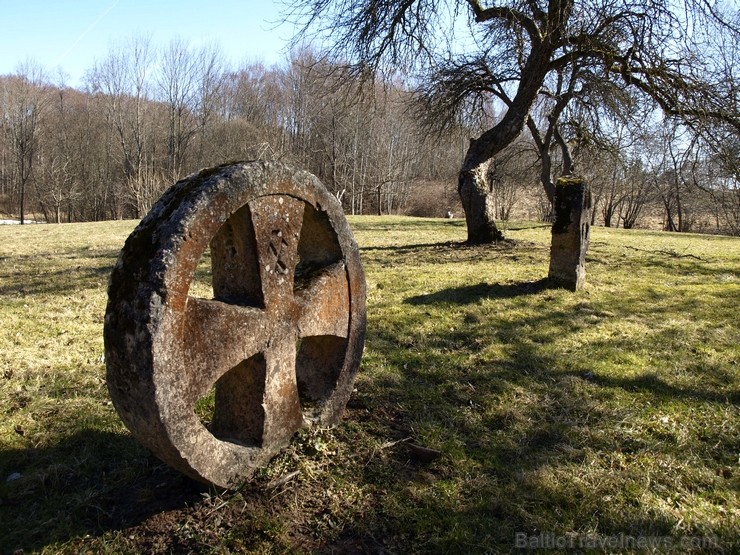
[
  {"xmin": 548, "ymin": 176, "xmax": 592, "ymax": 291},
  {"xmin": 104, "ymin": 161, "xmax": 366, "ymax": 488}
]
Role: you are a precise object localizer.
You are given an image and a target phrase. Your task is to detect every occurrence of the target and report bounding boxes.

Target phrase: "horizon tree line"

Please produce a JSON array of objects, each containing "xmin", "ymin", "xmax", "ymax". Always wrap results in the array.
[{"xmin": 0, "ymin": 34, "xmax": 738, "ymax": 234}]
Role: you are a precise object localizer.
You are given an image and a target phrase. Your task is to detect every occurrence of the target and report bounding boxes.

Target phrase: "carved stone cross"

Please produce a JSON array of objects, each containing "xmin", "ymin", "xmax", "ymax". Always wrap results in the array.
[{"xmin": 104, "ymin": 162, "xmax": 366, "ymax": 488}]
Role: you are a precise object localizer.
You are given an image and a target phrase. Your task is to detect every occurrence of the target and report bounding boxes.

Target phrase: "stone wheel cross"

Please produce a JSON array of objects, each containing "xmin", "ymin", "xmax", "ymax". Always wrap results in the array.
[{"xmin": 104, "ymin": 161, "xmax": 366, "ymax": 488}]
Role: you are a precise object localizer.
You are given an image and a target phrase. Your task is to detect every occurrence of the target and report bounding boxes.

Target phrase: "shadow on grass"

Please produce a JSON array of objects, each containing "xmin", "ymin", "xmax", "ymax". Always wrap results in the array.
[
  {"xmin": 360, "ymin": 239, "xmax": 533, "ymax": 268},
  {"xmin": 0, "ymin": 430, "xmax": 205, "ymax": 554},
  {"xmin": 589, "ymin": 240, "xmax": 737, "ymax": 279},
  {"xmin": 350, "ymin": 218, "xmax": 548, "ymax": 233},
  {"xmin": 0, "ymin": 255, "xmax": 117, "ymax": 297},
  {"xmin": 348, "ymin": 277, "xmax": 738, "ymax": 551},
  {"xmin": 406, "ymin": 278, "xmax": 550, "ymax": 305},
  {"xmin": 353, "ymin": 323, "xmax": 605, "ymax": 547},
  {"xmin": 585, "ymin": 370, "xmax": 740, "ymax": 405},
  {"xmin": 351, "ymin": 218, "xmax": 466, "ymax": 231}
]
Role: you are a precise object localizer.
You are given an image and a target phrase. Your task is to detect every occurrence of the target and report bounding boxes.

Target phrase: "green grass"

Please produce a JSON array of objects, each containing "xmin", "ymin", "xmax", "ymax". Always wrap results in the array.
[{"xmin": 1, "ymin": 217, "xmax": 738, "ymax": 554}]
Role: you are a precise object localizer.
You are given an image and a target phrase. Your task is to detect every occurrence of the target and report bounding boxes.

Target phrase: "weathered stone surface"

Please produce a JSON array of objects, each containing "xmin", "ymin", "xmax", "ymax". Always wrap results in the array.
[
  {"xmin": 104, "ymin": 161, "xmax": 366, "ymax": 488},
  {"xmin": 548, "ymin": 177, "xmax": 592, "ymax": 291}
]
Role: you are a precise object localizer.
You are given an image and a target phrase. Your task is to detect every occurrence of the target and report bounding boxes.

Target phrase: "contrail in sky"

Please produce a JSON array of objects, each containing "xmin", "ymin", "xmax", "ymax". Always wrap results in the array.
[{"xmin": 54, "ymin": 0, "xmax": 121, "ymax": 67}]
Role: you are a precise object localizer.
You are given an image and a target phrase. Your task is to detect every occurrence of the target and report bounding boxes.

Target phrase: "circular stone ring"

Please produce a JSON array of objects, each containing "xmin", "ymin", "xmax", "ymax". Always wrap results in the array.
[{"xmin": 104, "ymin": 161, "xmax": 366, "ymax": 488}]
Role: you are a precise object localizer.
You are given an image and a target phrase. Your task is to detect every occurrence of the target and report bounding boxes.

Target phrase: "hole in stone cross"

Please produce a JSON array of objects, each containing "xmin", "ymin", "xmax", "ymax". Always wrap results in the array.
[
  {"xmin": 189, "ymin": 246, "xmax": 213, "ymax": 299},
  {"xmin": 194, "ymin": 385, "xmax": 215, "ymax": 428},
  {"xmin": 294, "ymin": 202, "xmax": 343, "ymax": 288},
  {"xmin": 195, "ymin": 353, "xmax": 267, "ymax": 448},
  {"xmin": 209, "ymin": 203, "xmax": 264, "ymax": 308},
  {"xmin": 296, "ymin": 335, "xmax": 347, "ymax": 420}
]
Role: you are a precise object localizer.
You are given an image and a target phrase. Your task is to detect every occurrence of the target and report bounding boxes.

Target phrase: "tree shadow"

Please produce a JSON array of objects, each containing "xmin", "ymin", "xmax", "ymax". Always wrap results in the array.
[
  {"xmin": 581, "ymin": 369, "xmax": 740, "ymax": 405},
  {"xmin": 0, "ymin": 253, "xmax": 117, "ymax": 297},
  {"xmin": 359, "ymin": 239, "xmax": 524, "ymax": 268},
  {"xmin": 341, "ymin": 276, "xmax": 739, "ymax": 552},
  {"xmin": 405, "ymin": 278, "xmax": 550, "ymax": 305},
  {"xmin": 0, "ymin": 430, "xmax": 206, "ymax": 553}
]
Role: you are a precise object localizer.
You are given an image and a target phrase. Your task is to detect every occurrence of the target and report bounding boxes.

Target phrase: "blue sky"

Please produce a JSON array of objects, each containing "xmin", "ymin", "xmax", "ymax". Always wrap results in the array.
[{"xmin": 0, "ymin": 0, "xmax": 296, "ymax": 87}]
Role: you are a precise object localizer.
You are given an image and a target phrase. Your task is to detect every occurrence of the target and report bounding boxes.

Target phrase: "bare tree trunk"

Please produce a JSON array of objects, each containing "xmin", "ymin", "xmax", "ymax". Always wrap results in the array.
[
  {"xmin": 457, "ymin": 46, "xmax": 552, "ymax": 243},
  {"xmin": 19, "ymin": 171, "xmax": 25, "ymax": 224},
  {"xmin": 458, "ymin": 158, "xmax": 502, "ymax": 242}
]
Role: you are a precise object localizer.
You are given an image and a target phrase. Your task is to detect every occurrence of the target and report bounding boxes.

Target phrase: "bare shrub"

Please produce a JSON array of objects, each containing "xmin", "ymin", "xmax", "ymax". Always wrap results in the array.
[{"xmin": 404, "ymin": 180, "xmax": 461, "ymax": 218}]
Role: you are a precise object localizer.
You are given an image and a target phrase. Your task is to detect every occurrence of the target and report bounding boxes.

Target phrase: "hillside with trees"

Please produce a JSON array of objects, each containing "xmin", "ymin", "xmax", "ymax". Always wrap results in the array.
[
  {"xmin": 0, "ymin": 42, "xmax": 465, "ymax": 225},
  {"xmin": 1, "ymin": 33, "xmax": 738, "ymax": 234}
]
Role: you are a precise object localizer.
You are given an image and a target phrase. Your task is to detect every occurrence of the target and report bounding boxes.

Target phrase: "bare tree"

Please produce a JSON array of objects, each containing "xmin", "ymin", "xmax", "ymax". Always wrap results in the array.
[
  {"xmin": 155, "ymin": 40, "xmax": 228, "ymax": 179},
  {"xmin": 487, "ymin": 137, "xmax": 538, "ymax": 220},
  {"xmin": 290, "ymin": 0, "xmax": 740, "ymax": 243},
  {"xmin": 682, "ymin": 27, "xmax": 740, "ymax": 235},
  {"xmin": 87, "ymin": 36, "xmax": 160, "ymax": 218},
  {"xmin": 618, "ymin": 159, "xmax": 652, "ymax": 229},
  {"xmin": 0, "ymin": 61, "xmax": 49, "ymax": 223},
  {"xmin": 190, "ymin": 43, "xmax": 227, "ymax": 171},
  {"xmin": 35, "ymin": 86, "xmax": 73, "ymax": 223},
  {"xmin": 643, "ymin": 122, "xmax": 703, "ymax": 232},
  {"xmin": 693, "ymin": 128, "xmax": 740, "ymax": 235},
  {"xmin": 157, "ymin": 38, "xmax": 199, "ymax": 180}
]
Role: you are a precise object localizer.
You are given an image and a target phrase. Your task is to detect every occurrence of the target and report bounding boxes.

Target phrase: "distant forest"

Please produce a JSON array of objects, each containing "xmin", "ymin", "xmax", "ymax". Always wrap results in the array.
[{"xmin": 1, "ymin": 38, "xmax": 738, "ymax": 234}]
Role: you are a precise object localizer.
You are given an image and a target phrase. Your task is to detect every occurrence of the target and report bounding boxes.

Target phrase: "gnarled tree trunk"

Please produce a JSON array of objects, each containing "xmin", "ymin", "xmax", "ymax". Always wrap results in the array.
[
  {"xmin": 457, "ymin": 44, "xmax": 554, "ymax": 244},
  {"xmin": 458, "ymin": 158, "xmax": 503, "ymax": 243}
]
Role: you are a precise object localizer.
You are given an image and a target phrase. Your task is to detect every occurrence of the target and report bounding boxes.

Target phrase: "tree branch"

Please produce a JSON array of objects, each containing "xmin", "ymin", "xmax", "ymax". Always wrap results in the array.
[{"xmin": 465, "ymin": 0, "xmax": 543, "ymax": 45}]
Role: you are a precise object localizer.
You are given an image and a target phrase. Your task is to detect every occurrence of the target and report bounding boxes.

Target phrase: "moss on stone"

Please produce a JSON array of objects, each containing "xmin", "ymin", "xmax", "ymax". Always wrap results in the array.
[{"xmin": 556, "ymin": 175, "xmax": 585, "ymax": 187}]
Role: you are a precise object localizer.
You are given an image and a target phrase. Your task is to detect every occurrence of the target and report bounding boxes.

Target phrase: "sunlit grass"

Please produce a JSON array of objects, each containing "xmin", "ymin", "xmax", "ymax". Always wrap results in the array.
[{"xmin": 1, "ymin": 216, "xmax": 738, "ymax": 554}]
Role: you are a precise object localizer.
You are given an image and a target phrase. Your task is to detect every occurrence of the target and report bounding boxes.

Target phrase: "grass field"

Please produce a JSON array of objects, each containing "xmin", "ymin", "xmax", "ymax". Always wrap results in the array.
[{"xmin": 1, "ymin": 216, "xmax": 738, "ymax": 554}]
